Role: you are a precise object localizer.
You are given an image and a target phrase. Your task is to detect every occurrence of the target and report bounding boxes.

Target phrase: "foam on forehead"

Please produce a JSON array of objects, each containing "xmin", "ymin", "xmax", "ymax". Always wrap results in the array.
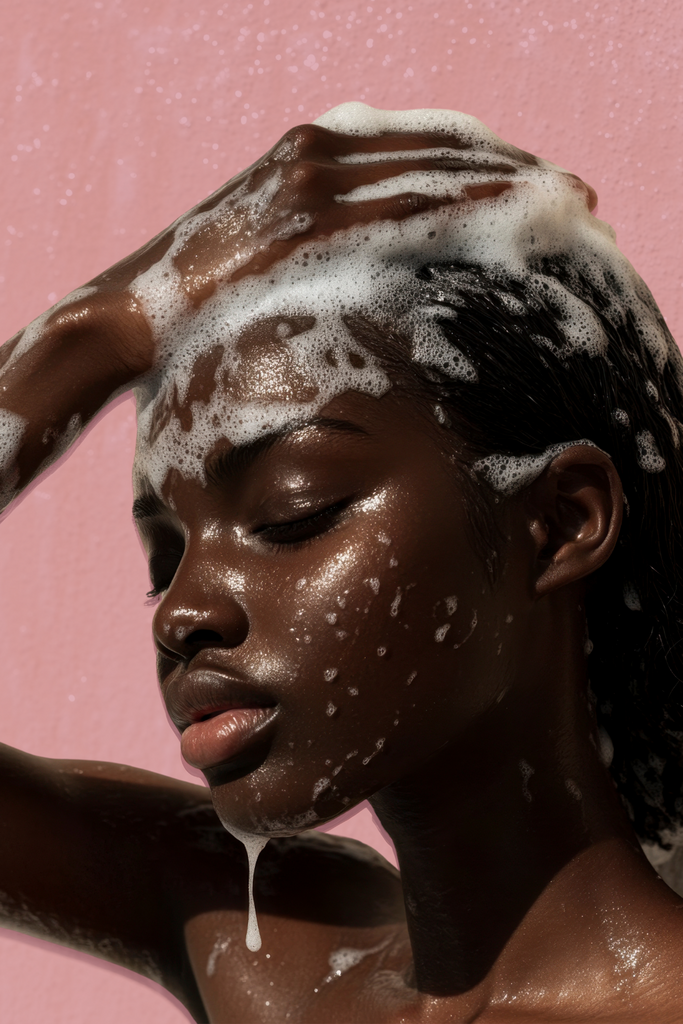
[{"xmin": 130, "ymin": 101, "xmax": 676, "ymax": 495}]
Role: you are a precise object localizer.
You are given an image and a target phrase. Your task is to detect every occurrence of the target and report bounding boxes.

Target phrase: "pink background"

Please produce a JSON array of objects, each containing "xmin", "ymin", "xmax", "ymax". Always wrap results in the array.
[{"xmin": 0, "ymin": 0, "xmax": 681, "ymax": 1019}]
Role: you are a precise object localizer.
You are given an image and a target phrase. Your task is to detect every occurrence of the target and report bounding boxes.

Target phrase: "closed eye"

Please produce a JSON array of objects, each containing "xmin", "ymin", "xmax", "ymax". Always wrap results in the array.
[
  {"xmin": 146, "ymin": 547, "xmax": 185, "ymax": 599},
  {"xmin": 254, "ymin": 499, "xmax": 351, "ymax": 549}
]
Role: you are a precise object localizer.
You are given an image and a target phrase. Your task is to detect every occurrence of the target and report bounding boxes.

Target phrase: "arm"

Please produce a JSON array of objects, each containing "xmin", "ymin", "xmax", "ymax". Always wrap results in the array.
[
  {"xmin": 0, "ymin": 742, "xmax": 224, "ymax": 1020},
  {"xmin": 0, "ymin": 121, "xmax": 460, "ymax": 512},
  {"xmin": 0, "ymin": 123, "xmax": 457, "ymax": 1010}
]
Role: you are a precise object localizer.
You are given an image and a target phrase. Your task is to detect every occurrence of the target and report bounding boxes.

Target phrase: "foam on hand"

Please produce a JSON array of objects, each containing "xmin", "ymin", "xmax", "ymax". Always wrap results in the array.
[
  {"xmin": 124, "ymin": 101, "xmax": 679, "ymax": 496},
  {"xmin": 0, "ymin": 409, "xmax": 28, "ymax": 512},
  {"xmin": 3, "ymin": 102, "xmax": 676, "ymax": 503}
]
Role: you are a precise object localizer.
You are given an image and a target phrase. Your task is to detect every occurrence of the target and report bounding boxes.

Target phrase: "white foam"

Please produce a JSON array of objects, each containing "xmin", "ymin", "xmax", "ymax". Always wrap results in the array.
[
  {"xmin": 313, "ymin": 777, "xmax": 330, "ymax": 798},
  {"xmin": 206, "ymin": 935, "xmax": 231, "ymax": 977},
  {"xmin": 2, "ymin": 103, "xmax": 678, "ymax": 505},
  {"xmin": 635, "ymin": 430, "xmax": 666, "ymax": 473},
  {"xmin": 473, "ymin": 439, "xmax": 600, "ymax": 496},
  {"xmin": 120, "ymin": 102, "xmax": 679, "ymax": 496},
  {"xmin": 453, "ymin": 611, "xmax": 478, "ymax": 649},
  {"xmin": 0, "ymin": 408, "xmax": 27, "ymax": 511},
  {"xmin": 323, "ymin": 938, "xmax": 390, "ymax": 984},
  {"xmin": 223, "ymin": 830, "xmax": 268, "ymax": 952},
  {"xmin": 598, "ymin": 727, "xmax": 615, "ymax": 767},
  {"xmin": 623, "ymin": 583, "xmax": 642, "ymax": 611}
]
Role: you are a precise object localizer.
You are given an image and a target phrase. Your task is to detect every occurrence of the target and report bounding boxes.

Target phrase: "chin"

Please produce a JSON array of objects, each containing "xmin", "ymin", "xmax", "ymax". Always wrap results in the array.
[{"xmin": 208, "ymin": 772, "xmax": 366, "ymax": 839}]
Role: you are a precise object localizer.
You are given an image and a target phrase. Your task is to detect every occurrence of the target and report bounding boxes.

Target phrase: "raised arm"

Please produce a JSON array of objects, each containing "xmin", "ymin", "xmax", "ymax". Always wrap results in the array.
[
  {"xmin": 0, "ymin": 119, "xmax": 516, "ymax": 510},
  {"xmin": 0, "ymin": 743, "xmax": 228, "ymax": 1020}
]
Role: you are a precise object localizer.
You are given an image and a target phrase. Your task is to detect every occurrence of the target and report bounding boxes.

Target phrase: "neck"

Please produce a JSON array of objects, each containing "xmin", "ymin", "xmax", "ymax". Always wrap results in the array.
[{"xmin": 369, "ymin": 595, "xmax": 649, "ymax": 1005}]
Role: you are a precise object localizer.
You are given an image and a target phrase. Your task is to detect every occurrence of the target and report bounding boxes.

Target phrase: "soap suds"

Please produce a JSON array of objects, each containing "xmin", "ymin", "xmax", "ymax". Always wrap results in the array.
[
  {"xmin": 598, "ymin": 727, "xmax": 615, "ymax": 767},
  {"xmin": 313, "ymin": 777, "xmax": 331, "ymax": 799},
  {"xmin": 473, "ymin": 439, "xmax": 600, "ymax": 496},
  {"xmin": 223, "ymin": 830, "xmax": 269, "ymax": 952},
  {"xmin": 206, "ymin": 935, "xmax": 231, "ymax": 977},
  {"xmin": 453, "ymin": 611, "xmax": 478, "ymax": 649},
  {"xmin": 119, "ymin": 103, "xmax": 680, "ymax": 496},
  {"xmin": 0, "ymin": 408, "xmax": 28, "ymax": 511},
  {"xmin": 323, "ymin": 937, "xmax": 391, "ymax": 984},
  {"xmin": 635, "ymin": 430, "xmax": 666, "ymax": 473},
  {"xmin": 3, "ymin": 102, "xmax": 680, "ymax": 515}
]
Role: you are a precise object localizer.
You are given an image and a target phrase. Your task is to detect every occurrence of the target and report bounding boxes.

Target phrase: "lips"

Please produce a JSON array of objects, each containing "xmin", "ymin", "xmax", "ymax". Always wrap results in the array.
[{"xmin": 164, "ymin": 667, "xmax": 278, "ymax": 772}]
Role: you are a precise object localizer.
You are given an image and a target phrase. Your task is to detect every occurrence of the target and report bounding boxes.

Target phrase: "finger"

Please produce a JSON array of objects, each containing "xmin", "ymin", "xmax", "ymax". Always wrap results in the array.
[{"xmin": 229, "ymin": 185, "xmax": 513, "ymax": 285}]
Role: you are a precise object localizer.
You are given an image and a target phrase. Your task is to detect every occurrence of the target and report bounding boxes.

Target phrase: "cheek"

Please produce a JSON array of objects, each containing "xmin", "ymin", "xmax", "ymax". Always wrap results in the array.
[
  {"xmin": 210, "ymin": 519, "xmax": 507, "ymax": 834},
  {"xmin": 271, "ymin": 523, "xmax": 487, "ymax": 754}
]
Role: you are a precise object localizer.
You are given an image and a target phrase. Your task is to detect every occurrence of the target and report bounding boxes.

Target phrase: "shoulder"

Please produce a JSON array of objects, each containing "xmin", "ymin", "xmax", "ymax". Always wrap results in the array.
[
  {"xmin": 263, "ymin": 830, "xmax": 402, "ymax": 922},
  {"xmin": 181, "ymin": 829, "xmax": 407, "ymax": 1023},
  {"xmin": 179, "ymin": 820, "xmax": 404, "ymax": 929}
]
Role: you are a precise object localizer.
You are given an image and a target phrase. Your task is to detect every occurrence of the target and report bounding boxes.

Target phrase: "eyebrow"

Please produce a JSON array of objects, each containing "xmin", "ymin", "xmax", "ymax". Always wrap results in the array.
[
  {"xmin": 131, "ymin": 417, "xmax": 369, "ymax": 521},
  {"xmin": 204, "ymin": 416, "xmax": 369, "ymax": 487}
]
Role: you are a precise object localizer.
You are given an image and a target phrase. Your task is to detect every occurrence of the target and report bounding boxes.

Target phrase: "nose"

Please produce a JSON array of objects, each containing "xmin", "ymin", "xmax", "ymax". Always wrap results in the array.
[{"xmin": 152, "ymin": 561, "xmax": 250, "ymax": 662}]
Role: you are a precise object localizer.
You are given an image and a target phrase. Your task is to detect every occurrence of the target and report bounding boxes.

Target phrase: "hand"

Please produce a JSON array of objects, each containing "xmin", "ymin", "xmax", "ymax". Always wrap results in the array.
[{"xmin": 0, "ymin": 119, "xmax": 547, "ymax": 508}]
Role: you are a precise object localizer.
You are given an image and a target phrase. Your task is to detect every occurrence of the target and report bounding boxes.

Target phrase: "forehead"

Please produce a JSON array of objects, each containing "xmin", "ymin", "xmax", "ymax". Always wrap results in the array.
[{"xmin": 132, "ymin": 389, "xmax": 436, "ymax": 513}]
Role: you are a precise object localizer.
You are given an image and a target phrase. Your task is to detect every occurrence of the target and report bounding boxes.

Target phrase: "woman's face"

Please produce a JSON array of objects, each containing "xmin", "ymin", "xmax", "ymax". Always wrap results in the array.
[{"xmin": 134, "ymin": 373, "xmax": 527, "ymax": 839}]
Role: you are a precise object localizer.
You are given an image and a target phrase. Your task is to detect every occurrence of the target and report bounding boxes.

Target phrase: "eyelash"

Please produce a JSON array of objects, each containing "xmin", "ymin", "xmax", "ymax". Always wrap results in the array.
[
  {"xmin": 255, "ymin": 499, "xmax": 351, "ymax": 551},
  {"xmin": 146, "ymin": 550, "xmax": 185, "ymax": 600},
  {"xmin": 145, "ymin": 501, "xmax": 350, "ymax": 598}
]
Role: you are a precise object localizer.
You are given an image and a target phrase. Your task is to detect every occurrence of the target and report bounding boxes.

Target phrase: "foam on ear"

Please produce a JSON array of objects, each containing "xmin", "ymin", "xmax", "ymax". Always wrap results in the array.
[{"xmin": 473, "ymin": 440, "xmax": 601, "ymax": 496}]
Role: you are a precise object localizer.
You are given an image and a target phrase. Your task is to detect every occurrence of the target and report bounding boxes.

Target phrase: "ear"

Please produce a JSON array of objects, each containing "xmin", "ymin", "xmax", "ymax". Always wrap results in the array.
[{"xmin": 524, "ymin": 445, "xmax": 623, "ymax": 597}]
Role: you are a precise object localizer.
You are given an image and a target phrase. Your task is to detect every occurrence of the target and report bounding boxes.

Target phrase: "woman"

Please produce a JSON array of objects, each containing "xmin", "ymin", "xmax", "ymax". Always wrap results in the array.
[{"xmin": 1, "ymin": 102, "xmax": 682, "ymax": 1022}]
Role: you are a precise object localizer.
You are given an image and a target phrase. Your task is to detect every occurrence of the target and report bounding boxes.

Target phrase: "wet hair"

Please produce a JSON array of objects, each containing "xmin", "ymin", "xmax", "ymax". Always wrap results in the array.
[{"xmin": 354, "ymin": 255, "xmax": 683, "ymax": 848}]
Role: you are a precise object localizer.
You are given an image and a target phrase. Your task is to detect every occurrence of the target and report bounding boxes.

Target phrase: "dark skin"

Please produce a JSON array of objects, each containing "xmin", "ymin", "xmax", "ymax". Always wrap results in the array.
[{"xmin": 1, "ymin": 122, "xmax": 682, "ymax": 1022}]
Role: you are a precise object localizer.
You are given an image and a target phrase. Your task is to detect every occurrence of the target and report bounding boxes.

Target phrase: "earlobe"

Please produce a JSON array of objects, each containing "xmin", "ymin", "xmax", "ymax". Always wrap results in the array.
[{"xmin": 525, "ymin": 445, "xmax": 623, "ymax": 597}]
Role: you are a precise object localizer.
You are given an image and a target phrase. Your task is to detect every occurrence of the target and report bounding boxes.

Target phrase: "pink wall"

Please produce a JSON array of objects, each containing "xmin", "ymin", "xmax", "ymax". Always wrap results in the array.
[{"xmin": 0, "ymin": 0, "xmax": 680, "ymax": 1019}]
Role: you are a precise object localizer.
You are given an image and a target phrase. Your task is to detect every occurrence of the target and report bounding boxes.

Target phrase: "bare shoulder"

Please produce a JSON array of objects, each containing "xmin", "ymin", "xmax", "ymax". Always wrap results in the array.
[
  {"xmin": 0, "ymin": 745, "xmax": 407, "ymax": 1022},
  {"xmin": 181, "ymin": 828, "xmax": 408, "ymax": 1023},
  {"xmin": 180, "ymin": 823, "xmax": 404, "ymax": 928}
]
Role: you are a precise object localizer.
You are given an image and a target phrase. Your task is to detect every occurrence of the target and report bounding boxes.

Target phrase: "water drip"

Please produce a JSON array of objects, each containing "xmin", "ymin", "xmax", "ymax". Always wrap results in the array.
[{"xmin": 229, "ymin": 831, "xmax": 269, "ymax": 951}]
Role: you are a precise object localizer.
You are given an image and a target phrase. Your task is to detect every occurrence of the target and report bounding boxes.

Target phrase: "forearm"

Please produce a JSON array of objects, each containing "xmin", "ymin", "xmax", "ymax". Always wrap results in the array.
[
  {"xmin": 0, "ymin": 289, "xmax": 155, "ymax": 511},
  {"xmin": 0, "ymin": 744, "xmax": 208, "ymax": 963}
]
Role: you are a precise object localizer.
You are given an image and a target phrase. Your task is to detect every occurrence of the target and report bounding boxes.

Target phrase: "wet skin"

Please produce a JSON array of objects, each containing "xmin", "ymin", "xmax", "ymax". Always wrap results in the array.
[
  {"xmin": 141, "ymin": 389, "xmax": 509, "ymax": 837},
  {"xmin": 0, "ymin": 119, "xmax": 593, "ymax": 496},
  {"xmin": 1, "ymin": 122, "xmax": 683, "ymax": 1022},
  {"xmin": 131, "ymin": 382, "xmax": 683, "ymax": 1022}
]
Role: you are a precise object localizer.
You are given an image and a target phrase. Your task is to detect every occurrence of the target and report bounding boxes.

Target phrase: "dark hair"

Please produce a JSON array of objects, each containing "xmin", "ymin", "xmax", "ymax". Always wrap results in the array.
[{"xmin": 355, "ymin": 256, "xmax": 683, "ymax": 847}]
